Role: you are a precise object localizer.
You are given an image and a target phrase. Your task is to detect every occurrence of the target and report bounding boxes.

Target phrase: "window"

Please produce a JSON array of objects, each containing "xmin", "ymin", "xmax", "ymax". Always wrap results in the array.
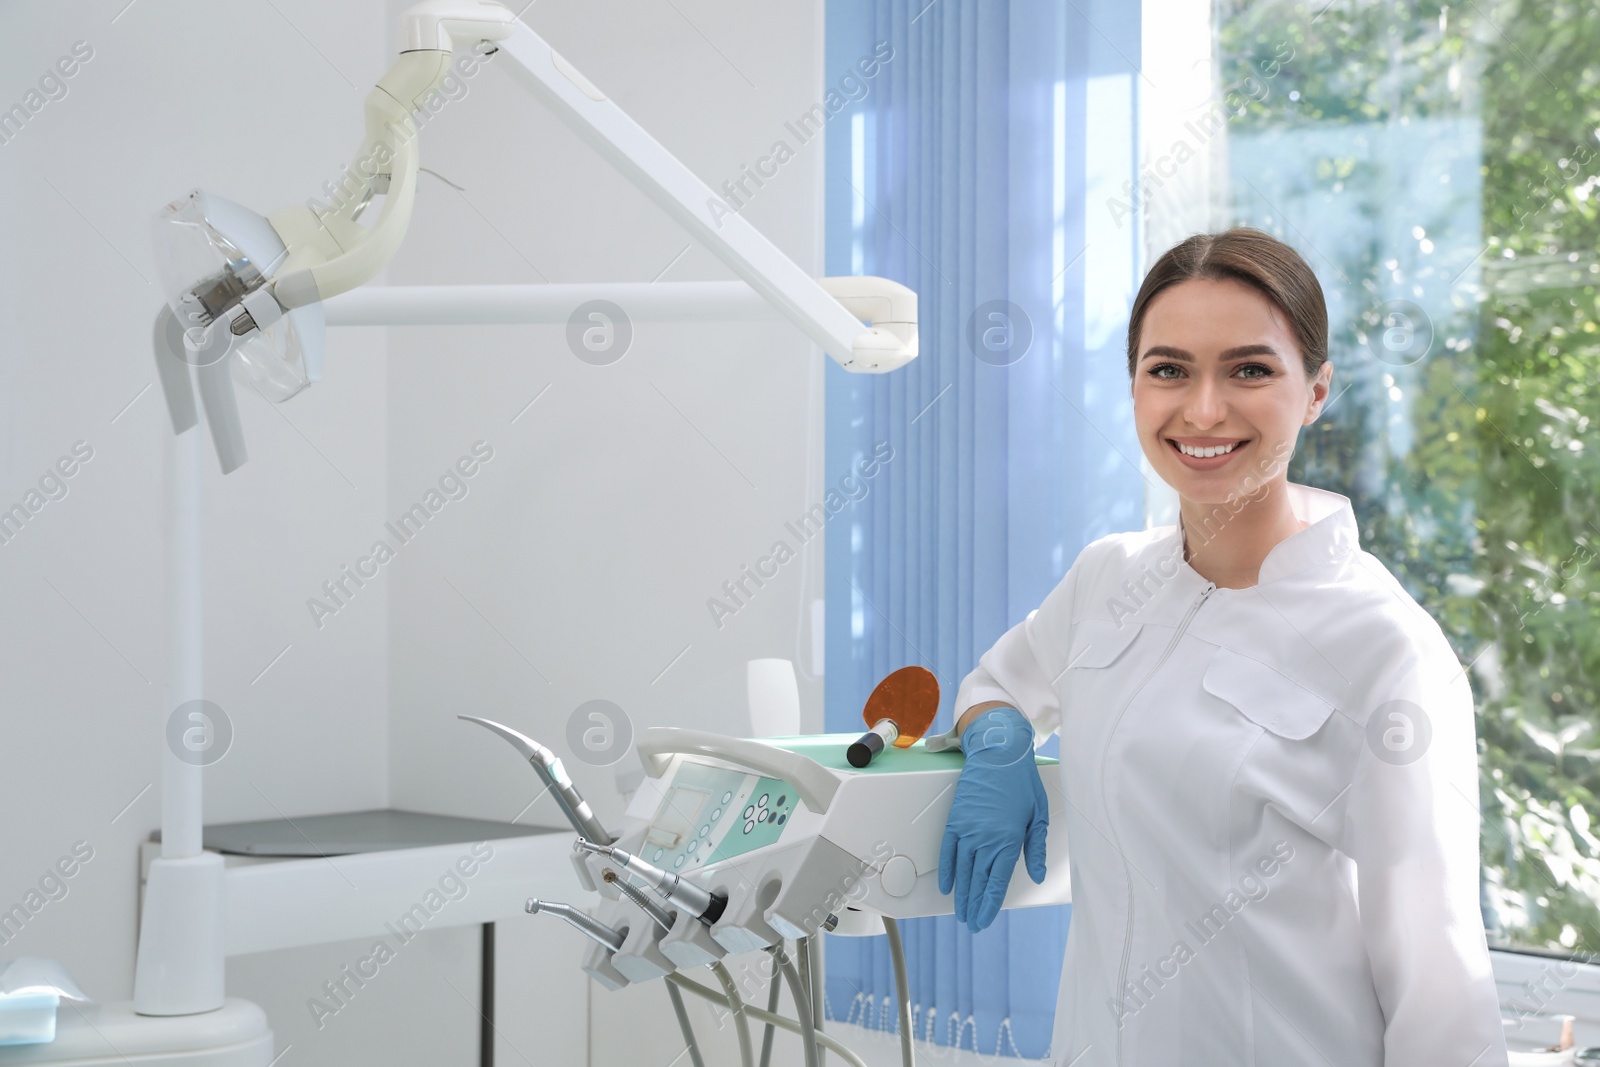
[{"xmin": 1210, "ymin": 0, "xmax": 1600, "ymax": 959}]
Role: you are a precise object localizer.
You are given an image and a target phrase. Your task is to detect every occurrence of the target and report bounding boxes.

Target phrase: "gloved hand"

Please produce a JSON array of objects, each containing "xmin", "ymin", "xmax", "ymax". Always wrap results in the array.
[{"xmin": 937, "ymin": 706, "xmax": 1049, "ymax": 933}]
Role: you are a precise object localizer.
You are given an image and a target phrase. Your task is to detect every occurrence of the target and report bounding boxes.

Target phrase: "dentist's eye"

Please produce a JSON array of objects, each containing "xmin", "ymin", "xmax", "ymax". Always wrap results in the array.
[
  {"xmin": 1235, "ymin": 362, "xmax": 1274, "ymax": 380},
  {"xmin": 1147, "ymin": 362, "xmax": 1185, "ymax": 380}
]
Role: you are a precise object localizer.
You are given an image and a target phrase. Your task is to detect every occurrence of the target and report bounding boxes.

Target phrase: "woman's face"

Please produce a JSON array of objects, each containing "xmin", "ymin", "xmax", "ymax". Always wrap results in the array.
[{"xmin": 1131, "ymin": 276, "xmax": 1331, "ymax": 505}]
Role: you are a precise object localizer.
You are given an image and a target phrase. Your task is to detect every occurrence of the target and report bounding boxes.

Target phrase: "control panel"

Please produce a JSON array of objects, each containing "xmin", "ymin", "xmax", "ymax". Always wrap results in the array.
[{"xmin": 641, "ymin": 761, "xmax": 798, "ymax": 873}]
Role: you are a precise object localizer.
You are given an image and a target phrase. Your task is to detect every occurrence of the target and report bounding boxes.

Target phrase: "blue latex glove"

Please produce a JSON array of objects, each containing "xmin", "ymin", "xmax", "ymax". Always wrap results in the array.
[{"xmin": 937, "ymin": 706, "xmax": 1049, "ymax": 933}]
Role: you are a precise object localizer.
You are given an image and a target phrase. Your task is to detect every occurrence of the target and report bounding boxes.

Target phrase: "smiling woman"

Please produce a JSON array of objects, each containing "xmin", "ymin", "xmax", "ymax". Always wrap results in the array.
[{"xmin": 939, "ymin": 226, "xmax": 1510, "ymax": 1064}]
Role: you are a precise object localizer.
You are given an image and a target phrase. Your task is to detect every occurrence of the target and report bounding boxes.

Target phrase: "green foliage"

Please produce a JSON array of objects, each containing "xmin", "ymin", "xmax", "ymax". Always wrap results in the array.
[{"xmin": 1218, "ymin": 0, "xmax": 1600, "ymax": 953}]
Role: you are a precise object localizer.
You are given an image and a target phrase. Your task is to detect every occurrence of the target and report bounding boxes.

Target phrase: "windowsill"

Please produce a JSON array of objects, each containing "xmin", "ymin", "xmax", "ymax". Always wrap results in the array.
[{"xmin": 1494, "ymin": 946, "xmax": 1600, "ymax": 1047}]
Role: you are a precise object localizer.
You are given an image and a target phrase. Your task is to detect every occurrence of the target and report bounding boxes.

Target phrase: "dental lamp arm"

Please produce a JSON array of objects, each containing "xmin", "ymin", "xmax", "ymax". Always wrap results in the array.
[
  {"xmin": 268, "ymin": 4, "xmax": 517, "ymax": 310},
  {"xmin": 491, "ymin": 17, "xmax": 916, "ymax": 372},
  {"xmin": 265, "ymin": 0, "xmax": 919, "ymax": 374}
]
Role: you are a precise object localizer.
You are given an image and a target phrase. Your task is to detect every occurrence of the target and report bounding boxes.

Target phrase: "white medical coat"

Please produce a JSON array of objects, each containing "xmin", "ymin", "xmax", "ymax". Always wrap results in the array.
[{"xmin": 954, "ymin": 483, "xmax": 1507, "ymax": 1066}]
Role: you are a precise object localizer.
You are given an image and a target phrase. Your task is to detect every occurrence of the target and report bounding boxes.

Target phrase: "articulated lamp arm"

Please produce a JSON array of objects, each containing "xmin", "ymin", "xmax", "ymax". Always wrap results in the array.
[
  {"xmin": 151, "ymin": 0, "xmax": 917, "ymax": 474},
  {"xmin": 268, "ymin": 3, "xmax": 519, "ymax": 310}
]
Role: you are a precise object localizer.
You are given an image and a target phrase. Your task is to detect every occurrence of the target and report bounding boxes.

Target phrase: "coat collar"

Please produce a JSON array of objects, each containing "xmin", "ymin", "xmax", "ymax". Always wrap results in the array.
[
  {"xmin": 1103, "ymin": 483, "xmax": 1362, "ymax": 625},
  {"xmin": 1253, "ymin": 482, "xmax": 1359, "ymax": 584},
  {"xmin": 1166, "ymin": 481, "xmax": 1360, "ymax": 587}
]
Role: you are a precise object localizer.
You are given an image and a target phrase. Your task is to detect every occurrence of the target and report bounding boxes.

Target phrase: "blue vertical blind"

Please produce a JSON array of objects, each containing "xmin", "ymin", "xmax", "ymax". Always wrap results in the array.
[{"xmin": 821, "ymin": 0, "xmax": 1145, "ymax": 1058}]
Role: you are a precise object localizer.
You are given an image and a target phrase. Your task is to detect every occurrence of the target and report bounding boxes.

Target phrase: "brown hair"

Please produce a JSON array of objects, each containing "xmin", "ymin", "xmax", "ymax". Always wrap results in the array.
[{"xmin": 1125, "ymin": 228, "xmax": 1328, "ymax": 379}]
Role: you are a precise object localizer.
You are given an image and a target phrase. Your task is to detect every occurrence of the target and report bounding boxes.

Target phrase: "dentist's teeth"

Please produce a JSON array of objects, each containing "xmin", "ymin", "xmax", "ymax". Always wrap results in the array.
[{"xmin": 1175, "ymin": 441, "xmax": 1239, "ymax": 458}]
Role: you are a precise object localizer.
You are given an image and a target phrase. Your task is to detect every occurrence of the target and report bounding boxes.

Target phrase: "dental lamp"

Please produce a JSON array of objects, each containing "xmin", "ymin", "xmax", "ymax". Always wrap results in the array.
[
  {"xmin": 151, "ymin": 0, "xmax": 917, "ymax": 474},
  {"xmin": 130, "ymin": 0, "xmax": 921, "ymax": 1056}
]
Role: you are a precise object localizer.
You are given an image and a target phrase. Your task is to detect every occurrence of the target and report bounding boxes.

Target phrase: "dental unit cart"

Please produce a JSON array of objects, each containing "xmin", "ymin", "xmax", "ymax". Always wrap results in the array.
[{"xmin": 462, "ymin": 717, "xmax": 1072, "ymax": 1067}]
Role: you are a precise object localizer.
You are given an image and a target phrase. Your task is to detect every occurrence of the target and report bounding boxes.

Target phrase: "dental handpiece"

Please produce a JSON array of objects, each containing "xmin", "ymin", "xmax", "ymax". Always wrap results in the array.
[
  {"xmin": 458, "ymin": 715, "xmax": 614, "ymax": 844},
  {"xmin": 577, "ymin": 839, "xmax": 727, "ymax": 925},
  {"xmin": 601, "ymin": 868, "xmax": 676, "ymax": 931},
  {"xmin": 525, "ymin": 898, "xmax": 625, "ymax": 953}
]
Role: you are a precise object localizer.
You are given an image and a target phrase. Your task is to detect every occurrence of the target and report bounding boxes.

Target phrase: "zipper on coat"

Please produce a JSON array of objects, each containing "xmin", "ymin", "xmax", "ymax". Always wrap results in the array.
[{"xmin": 1103, "ymin": 580, "xmax": 1214, "ymax": 1065}]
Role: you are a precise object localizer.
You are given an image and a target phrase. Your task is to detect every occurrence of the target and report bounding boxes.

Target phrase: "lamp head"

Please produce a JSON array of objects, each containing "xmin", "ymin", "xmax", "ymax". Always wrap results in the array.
[{"xmin": 151, "ymin": 190, "xmax": 326, "ymax": 470}]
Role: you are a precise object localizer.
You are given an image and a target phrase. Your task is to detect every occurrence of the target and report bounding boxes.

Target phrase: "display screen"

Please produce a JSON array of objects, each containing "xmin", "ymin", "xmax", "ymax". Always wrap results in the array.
[{"xmin": 656, "ymin": 786, "xmax": 709, "ymax": 838}]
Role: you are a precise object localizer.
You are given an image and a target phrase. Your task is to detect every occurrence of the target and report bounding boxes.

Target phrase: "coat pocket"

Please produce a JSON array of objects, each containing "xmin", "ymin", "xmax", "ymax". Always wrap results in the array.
[
  {"xmin": 1065, "ymin": 618, "xmax": 1142, "ymax": 670},
  {"xmin": 1201, "ymin": 647, "xmax": 1337, "ymax": 740}
]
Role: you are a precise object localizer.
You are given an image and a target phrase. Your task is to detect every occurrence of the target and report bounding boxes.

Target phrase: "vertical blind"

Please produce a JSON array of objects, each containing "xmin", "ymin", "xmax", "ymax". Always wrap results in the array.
[{"xmin": 821, "ymin": 0, "xmax": 1145, "ymax": 1057}]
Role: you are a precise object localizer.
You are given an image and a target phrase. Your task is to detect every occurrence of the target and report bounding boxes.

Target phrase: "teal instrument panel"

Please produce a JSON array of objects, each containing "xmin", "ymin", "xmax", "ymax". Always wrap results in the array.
[{"xmin": 643, "ymin": 760, "xmax": 797, "ymax": 872}]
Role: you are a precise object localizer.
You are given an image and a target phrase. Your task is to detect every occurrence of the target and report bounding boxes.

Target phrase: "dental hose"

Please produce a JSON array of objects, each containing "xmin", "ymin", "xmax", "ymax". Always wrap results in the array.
[
  {"xmin": 772, "ymin": 944, "xmax": 820, "ymax": 1067},
  {"xmin": 664, "ymin": 979, "xmax": 707, "ymax": 1067},
  {"xmin": 758, "ymin": 954, "xmax": 781, "ymax": 1067},
  {"xmin": 599, "ymin": 873, "xmax": 706, "ymax": 1066},
  {"xmin": 797, "ymin": 937, "xmax": 824, "ymax": 1067},
  {"xmin": 665, "ymin": 979, "xmax": 710, "ymax": 1067},
  {"xmin": 665, "ymin": 974, "xmax": 869, "ymax": 1067},
  {"xmin": 883, "ymin": 917, "xmax": 915, "ymax": 1067},
  {"xmin": 711, "ymin": 961, "xmax": 756, "ymax": 1067}
]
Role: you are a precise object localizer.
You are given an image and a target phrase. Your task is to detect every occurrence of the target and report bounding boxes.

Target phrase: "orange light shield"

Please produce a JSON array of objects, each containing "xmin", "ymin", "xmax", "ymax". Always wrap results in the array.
[{"xmin": 862, "ymin": 665, "xmax": 940, "ymax": 746}]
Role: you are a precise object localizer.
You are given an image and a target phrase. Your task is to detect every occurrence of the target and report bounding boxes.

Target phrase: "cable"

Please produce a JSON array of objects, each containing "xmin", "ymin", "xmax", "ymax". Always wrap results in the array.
[
  {"xmin": 664, "ymin": 979, "xmax": 707, "ymax": 1067},
  {"xmin": 666, "ymin": 975, "xmax": 870, "ymax": 1067},
  {"xmin": 811, "ymin": 936, "xmax": 828, "ymax": 1056},
  {"xmin": 883, "ymin": 917, "xmax": 916, "ymax": 1067},
  {"xmin": 773, "ymin": 944, "xmax": 820, "ymax": 1067},
  {"xmin": 758, "ymin": 947, "xmax": 781, "ymax": 1067},
  {"xmin": 710, "ymin": 961, "xmax": 756, "ymax": 1067},
  {"xmin": 797, "ymin": 937, "xmax": 824, "ymax": 1067}
]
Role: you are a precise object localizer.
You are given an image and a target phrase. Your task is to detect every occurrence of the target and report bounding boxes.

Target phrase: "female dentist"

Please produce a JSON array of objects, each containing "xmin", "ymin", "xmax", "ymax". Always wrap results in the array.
[{"xmin": 935, "ymin": 229, "xmax": 1509, "ymax": 1065}]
